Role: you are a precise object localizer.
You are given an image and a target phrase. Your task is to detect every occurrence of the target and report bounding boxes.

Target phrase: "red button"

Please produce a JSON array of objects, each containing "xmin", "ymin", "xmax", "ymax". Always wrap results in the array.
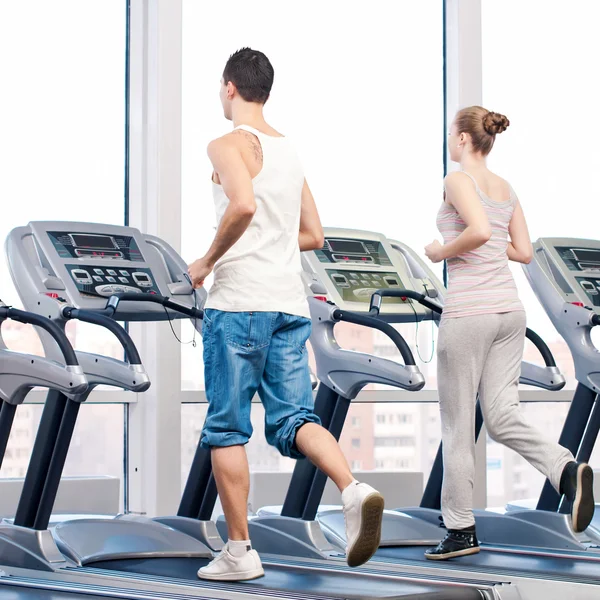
[
  {"xmin": 314, "ymin": 296, "xmax": 328, "ymax": 302},
  {"xmin": 571, "ymin": 302, "xmax": 584, "ymax": 307},
  {"xmin": 45, "ymin": 293, "xmax": 59, "ymax": 299}
]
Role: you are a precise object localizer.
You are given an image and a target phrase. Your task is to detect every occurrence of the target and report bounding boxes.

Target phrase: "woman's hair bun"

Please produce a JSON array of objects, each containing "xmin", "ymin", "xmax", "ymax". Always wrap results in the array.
[{"xmin": 482, "ymin": 111, "xmax": 510, "ymax": 135}]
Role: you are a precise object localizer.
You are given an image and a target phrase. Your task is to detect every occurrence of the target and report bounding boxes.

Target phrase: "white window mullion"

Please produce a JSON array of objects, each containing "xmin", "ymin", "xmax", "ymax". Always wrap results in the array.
[{"xmin": 127, "ymin": 0, "xmax": 183, "ymax": 517}]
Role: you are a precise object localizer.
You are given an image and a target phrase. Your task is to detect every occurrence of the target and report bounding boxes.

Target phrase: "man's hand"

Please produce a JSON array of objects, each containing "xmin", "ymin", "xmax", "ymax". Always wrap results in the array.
[
  {"xmin": 424, "ymin": 240, "xmax": 445, "ymax": 263},
  {"xmin": 188, "ymin": 257, "xmax": 213, "ymax": 289}
]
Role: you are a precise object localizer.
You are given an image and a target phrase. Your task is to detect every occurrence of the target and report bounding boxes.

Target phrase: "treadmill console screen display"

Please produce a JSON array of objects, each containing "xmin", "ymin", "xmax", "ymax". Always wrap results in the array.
[
  {"xmin": 48, "ymin": 231, "xmax": 145, "ymax": 262},
  {"xmin": 328, "ymin": 239, "xmax": 367, "ymax": 254},
  {"xmin": 556, "ymin": 246, "xmax": 600, "ymax": 272},
  {"xmin": 70, "ymin": 234, "xmax": 118, "ymax": 250},
  {"xmin": 326, "ymin": 269, "xmax": 410, "ymax": 305},
  {"xmin": 575, "ymin": 277, "xmax": 600, "ymax": 307},
  {"xmin": 316, "ymin": 238, "xmax": 393, "ymax": 267}
]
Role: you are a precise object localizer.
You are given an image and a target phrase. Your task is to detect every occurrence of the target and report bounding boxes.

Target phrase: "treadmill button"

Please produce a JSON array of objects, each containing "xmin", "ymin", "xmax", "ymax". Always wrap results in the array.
[
  {"xmin": 119, "ymin": 270, "xmax": 129, "ymax": 277},
  {"xmin": 93, "ymin": 268, "xmax": 104, "ymax": 275},
  {"xmin": 93, "ymin": 276, "xmax": 103, "ymax": 282},
  {"xmin": 112, "ymin": 286, "xmax": 125, "ymax": 293},
  {"xmin": 107, "ymin": 269, "xmax": 118, "ymax": 276},
  {"xmin": 106, "ymin": 276, "xmax": 116, "ymax": 283},
  {"xmin": 96, "ymin": 285, "xmax": 114, "ymax": 296},
  {"xmin": 119, "ymin": 277, "xmax": 129, "ymax": 283},
  {"xmin": 125, "ymin": 286, "xmax": 142, "ymax": 294},
  {"xmin": 354, "ymin": 288, "xmax": 379, "ymax": 298}
]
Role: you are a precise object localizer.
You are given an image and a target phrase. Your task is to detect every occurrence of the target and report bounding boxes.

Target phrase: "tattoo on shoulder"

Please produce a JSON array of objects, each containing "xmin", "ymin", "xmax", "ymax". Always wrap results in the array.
[{"xmin": 232, "ymin": 129, "xmax": 263, "ymax": 163}]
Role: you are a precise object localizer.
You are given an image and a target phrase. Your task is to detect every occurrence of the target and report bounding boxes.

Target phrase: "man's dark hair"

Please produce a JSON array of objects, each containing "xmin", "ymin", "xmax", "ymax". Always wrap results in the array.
[{"xmin": 223, "ymin": 48, "xmax": 274, "ymax": 104}]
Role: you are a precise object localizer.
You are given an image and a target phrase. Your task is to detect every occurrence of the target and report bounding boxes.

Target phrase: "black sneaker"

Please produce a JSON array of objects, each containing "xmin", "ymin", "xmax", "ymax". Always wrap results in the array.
[
  {"xmin": 560, "ymin": 461, "xmax": 595, "ymax": 533},
  {"xmin": 425, "ymin": 527, "xmax": 480, "ymax": 560}
]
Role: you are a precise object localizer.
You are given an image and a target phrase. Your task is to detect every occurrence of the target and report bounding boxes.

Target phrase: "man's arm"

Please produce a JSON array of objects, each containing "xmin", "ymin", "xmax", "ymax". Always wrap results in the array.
[
  {"xmin": 298, "ymin": 179, "xmax": 324, "ymax": 251},
  {"xmin": 188, "ymin": 137, "xmax": 256, "ymax": 287},
  {"xmin": 203, "ymin": 138, "xmax": 257, "ymax": 264}
]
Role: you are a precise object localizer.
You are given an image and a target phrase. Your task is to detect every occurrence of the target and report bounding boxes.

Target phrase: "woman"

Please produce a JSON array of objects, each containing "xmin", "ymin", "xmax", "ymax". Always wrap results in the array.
[{"xmin": 423, "ymin": 106, "xmax": 594, "ymax": 560}]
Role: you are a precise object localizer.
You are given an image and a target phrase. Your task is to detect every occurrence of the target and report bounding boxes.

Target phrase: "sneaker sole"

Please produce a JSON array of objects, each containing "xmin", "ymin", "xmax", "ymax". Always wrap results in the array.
[
  {"xmin": 572, "ymin": 464, "xmax": 595, "ymax": 533},
  {"xmin": 425, "ymin": 546, "xmax": 480, "ymax": 561},
  {"xmin": 346, "ymin": 492, "xmax": 385, "ymax": 568},
  {"xmin": 197, "ymin": 568, "xmax": 265, "ymax": 582}
]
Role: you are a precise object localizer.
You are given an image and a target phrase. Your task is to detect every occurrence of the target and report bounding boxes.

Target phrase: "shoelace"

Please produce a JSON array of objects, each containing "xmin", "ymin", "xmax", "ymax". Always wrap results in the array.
[
  {"xmin": 210, "ymin": 548, "xmax": 230, "ymax": 564},
  {"xmin": 442, "ymin": 530, "xmax": 474, "ymax": 543}
]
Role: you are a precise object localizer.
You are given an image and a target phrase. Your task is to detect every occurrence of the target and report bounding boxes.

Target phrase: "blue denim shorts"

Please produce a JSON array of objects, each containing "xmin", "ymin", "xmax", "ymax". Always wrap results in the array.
[{"xmin": 200, "ymin": 309, "xmax": 321, "ymax": 458}]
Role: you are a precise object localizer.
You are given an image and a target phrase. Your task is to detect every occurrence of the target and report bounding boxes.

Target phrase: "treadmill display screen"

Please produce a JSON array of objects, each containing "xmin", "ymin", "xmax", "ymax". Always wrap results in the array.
[
  {"xmin": 328, "ymin": 240, "xmax": 367, "ymax": 254},
  {"xmin": 575, "ymin": 277, "xmax": 600, "ymax": 307},
  {"xmin": 556, "ymin": 246, "xmax": 600, "ymax": 272},
  {"xmin": 316, "ymin": 238, "xmax": 394, "ymax": 267},
  {"xmin": 48, "ymin": 231, "xmax": 145, "ymax": 262},
  {"xmin": 325, "ymin": 269, "xmax": 410, "ymax": 305},
  {"xmin": 70, "ymin": 234, "xmax": 117, "ymax": 250}
]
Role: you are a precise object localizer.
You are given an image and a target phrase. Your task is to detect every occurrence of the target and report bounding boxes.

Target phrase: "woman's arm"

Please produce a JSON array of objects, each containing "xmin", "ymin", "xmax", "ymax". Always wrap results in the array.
[
  {"xmin": 428, "ymin": 172, "xmax": 492, "ymax": 262},
  {"xmin": 507, "ymin": 199, "xmax": 533, "ymax": 264}
]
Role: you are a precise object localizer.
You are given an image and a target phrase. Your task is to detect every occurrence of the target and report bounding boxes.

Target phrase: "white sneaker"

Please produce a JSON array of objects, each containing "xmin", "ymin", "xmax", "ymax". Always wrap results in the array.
[
  {"xmin": 197, "ymin": 544, "xmax": 265, "ymax": 581},
  {"xmin": 342, "ymin": 482, "xmax": 384, "ymax": 567}
]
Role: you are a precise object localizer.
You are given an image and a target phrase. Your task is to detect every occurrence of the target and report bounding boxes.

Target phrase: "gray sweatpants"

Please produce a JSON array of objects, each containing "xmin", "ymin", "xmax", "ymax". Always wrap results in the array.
[{"xmin": 437, "ymin": 311, "xmax": 573, "ymax": 530}]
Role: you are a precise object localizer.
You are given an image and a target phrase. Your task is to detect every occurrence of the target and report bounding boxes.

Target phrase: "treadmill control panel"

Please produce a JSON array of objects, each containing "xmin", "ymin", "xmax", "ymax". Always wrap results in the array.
[
  {"xmin": 557, "ymin": 246, "xmax": 600, "ymax": 273},
  {"xmin": 49, "ymin": 229, "xmax": 161, "ymax": 299},
  {"xmin": 67, "ymin": 264, "xmax": 160, "ymax": 298},
  {"xmin": 531, "ymin": 239, "xmax": 600, "ymax": 317},
  {"xmin": 5, "ymin": 221, "xmax": 206, "ymax": 321},
  {"xmin": 326, "ymin": 269, "xmax": 409, "ymax": 305},
  {"xmin": 303, "ymin": 229, "xmax": 439, "ymax": 320}
]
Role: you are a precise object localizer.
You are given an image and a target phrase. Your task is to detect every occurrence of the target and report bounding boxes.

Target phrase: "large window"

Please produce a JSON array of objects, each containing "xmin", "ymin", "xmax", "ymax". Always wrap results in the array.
[
  {"xmin": 482, "ymin": 0, "xmax": 600, "ymax": 375},
  {"xmin": 482, "ymin": 0, "xmax": 600, "ymax": 506},
  {"xmin": 180, "ymin": 0, "xmax": 445, "ymax": 392},
  {"xmin": 0, "ymin": 1, "xmax": 128, "ymax": 501}
]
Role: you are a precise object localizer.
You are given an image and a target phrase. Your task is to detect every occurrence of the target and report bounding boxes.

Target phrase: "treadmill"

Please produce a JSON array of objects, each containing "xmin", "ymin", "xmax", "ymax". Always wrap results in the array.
[
  {"xmin": 0, "ymin": 305, "xmax": 144, "ymax": 600},
  {"xmin": 519, "ymin": 240, "xmax": 600, "ymax": 528},
  {"xmin": 257, "ymin": 229, "xmax": 600, "ymax": 599},
  {"xmin": 0, "ymin": 221, "xmax": 495, "ymax": 600}
]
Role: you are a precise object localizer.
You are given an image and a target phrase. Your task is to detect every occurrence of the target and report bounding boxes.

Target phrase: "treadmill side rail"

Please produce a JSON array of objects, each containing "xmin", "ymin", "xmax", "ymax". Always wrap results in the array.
[{"xmin": 52, "ymin": 518, "xmax": 213, "ymax": 565}]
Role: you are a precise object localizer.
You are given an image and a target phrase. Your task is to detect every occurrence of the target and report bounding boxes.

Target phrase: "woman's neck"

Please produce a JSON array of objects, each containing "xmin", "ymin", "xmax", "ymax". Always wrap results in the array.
[{"xmin": 460, "ymin": 152, "xmax": 487, "ymax": 173}]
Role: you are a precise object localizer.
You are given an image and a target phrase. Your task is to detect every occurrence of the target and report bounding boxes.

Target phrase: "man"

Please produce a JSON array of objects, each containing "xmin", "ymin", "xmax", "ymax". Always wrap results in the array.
[{"xmin": 188, "ymin": 48, "xmax": 384, "ymax": 582}]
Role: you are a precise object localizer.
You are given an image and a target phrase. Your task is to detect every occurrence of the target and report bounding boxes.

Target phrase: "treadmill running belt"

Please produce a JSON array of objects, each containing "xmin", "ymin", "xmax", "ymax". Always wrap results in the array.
[
  {"xmin": 0, "ymin": 588, "xmax": 130, "ymax": 600},
  {"xmin": 376, "ymin": 546, "xmax": 600, "ymax": 583},
  {"xmin": 93, "ymin": 557, "xmax": 483, "ymax": 599}
]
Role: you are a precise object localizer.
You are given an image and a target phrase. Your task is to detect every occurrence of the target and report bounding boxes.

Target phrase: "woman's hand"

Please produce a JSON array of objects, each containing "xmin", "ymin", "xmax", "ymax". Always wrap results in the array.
[{"xmin": 425, "ymin": 240, "xmax": 446, "ymax": 263}]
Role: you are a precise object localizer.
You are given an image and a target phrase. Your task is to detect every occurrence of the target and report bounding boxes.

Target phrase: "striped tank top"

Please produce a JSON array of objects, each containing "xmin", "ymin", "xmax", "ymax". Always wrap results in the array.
[{"xmin": 436, "ymin": 172, "xmax": 524, "ymax": 319}]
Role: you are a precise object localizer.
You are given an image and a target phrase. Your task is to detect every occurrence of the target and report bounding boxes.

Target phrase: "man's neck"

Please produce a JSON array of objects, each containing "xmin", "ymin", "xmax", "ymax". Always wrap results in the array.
[{"xmin": 231, "ymin": 102, "xmax": 267, "ymax": 130}]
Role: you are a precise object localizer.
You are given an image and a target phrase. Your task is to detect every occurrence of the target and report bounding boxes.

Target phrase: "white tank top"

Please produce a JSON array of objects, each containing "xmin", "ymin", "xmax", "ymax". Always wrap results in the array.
[{"xmin": 205, "ymin": 125, "xmax": 310, "ymax": 318}]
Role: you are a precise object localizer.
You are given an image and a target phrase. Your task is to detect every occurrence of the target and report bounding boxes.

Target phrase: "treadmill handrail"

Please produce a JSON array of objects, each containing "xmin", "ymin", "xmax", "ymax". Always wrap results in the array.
[
  {"xmin": 331, "ymin": 307, "xmax": 416, "ymax": 366},
  {"xmin": 0, "ymin": 306, "xmax": 79, "ymax": 367},
  {"xmin": 523, "ymin": 327, "xmax": 556, "ymax": 368},
  {"xmin": 368, "ymin": 288, "xmax": 559, "ymax": 369},
  {"xmin": 369, "ymin": 288, "xmax": 443, "ymax": 316},
  {"xmin": 105, "ymin": 292, "xmax": 204, "ymax": 320},
  {"xmin": 62, "ymin": 307, "xmax": 142, "ymax": 365}
]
